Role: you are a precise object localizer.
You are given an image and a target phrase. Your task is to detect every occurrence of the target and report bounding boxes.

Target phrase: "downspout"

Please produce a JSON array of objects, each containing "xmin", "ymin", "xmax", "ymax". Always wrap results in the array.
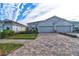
[
  {"xmin": 72, "ymin": 23, "xmax": 75, "ymax": 32},
  {"xmin": 35, "ymin": 22, "xmax": 39, "ymax": 31}
]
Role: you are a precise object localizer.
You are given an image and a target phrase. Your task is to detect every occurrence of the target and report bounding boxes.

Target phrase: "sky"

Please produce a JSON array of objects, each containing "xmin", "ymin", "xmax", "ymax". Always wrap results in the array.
[
  {"xmin": 0, "ymin": 3, "xmax": 58, "ymax": 25},
  {"xmin": 0, "ymin": 3, "xmax": 39, "ymax": 21},
  {"xmin": 0, "ymin": 0, "xmax": 79, "ymax": 25}
]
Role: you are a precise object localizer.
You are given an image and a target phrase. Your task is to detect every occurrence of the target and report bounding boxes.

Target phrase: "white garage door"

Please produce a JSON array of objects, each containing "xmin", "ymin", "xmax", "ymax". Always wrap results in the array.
[
  {"xmin": 55, "ymin": 26, "xmax": 71, "ymax": 33},
  {"xmin": 37, "ymin": 26, "xmax": 53, "ymax": 32}
]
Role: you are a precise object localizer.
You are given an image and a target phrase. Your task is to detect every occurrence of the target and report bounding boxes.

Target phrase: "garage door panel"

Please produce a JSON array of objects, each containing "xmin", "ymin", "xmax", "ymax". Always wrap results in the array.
[
  {"xmin": 55, "ymin": 26, "xmax": 71, "ymax": 33},
  {"xmin": 37, "ymin": 26, "xmax": 72, "ymax": 33},
  {"xmin": 38, "ymin": 26, "xmax": 53, "ymax": 32}
]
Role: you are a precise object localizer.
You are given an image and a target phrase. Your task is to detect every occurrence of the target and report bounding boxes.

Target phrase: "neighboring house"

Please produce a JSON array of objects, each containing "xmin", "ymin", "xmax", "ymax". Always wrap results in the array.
[
  {"xmin": 27, "ymin": 16, "xmax": 74, "ymax": 33},
  {"xmin": 0, "ymin": 19, "xmax": 26, "ymax": 32},
  {"xmin": 71, "ymin": 21, "xmax": 79, "ymax": 32}
]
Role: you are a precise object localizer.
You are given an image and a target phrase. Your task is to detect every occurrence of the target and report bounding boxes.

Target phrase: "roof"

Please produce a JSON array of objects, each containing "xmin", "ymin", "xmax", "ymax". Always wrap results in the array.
[
  {"xmin": 71, "ymin": 21, "xmax": 79, "ymax": 24},
  {"xmin": 71, "ymin": 21, "xmax": 79, "ymax": 26},
  {"xmin": 0, "ymin": 19, "xmax": 26, "ymax": 27},
  {"xmin": 27, "ymin": 16, "xmax": 73, "ymax": 24}
]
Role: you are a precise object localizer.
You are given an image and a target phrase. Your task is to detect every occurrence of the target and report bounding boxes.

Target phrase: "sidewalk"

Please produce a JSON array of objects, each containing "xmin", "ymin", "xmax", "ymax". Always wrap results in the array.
[
  {"xmin": 0, "ymin": 39, "xmax": 32, "ymax": 44},
  {"xmin": 67, "ymin": 33, "xmax": 79, "ymax": 38}
]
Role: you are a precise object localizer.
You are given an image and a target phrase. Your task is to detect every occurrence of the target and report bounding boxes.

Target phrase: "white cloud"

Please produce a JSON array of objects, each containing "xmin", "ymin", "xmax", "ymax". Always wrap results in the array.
[
  {"xmin": 54, "ymin": 5, "xmax": 79, "ymax": 21},
  {"xmin": 20, "ymin": 3, "xmax": 60, "ymax": 24},
  {"xmin": 23, "ymin": 0, "xmax": 79, "ymax": 23},
  {"xmin": 14, "ymin": 3, "xmax": 22, "ymax": 21},
  {"xmin": 1, "ymin": 0, "xmax": 79, "ymax": 25}
]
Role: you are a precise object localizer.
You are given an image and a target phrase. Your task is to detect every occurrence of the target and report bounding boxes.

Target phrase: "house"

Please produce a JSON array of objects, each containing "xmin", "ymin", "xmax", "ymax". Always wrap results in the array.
[
  {"xmin": 0, "ymin": 19, "xmax": 26, "ymax": 32},
  {"xmin": 27, "ymin": 16, "xmax": 74, "ymax": 33}
]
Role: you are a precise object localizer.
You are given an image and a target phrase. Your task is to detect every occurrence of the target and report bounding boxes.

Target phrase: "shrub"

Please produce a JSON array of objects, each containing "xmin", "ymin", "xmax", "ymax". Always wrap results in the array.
[
  {"xmin": 17, "ymin": 31, "xmax": 27, "ymax": 34},
  {"xmin": 0, "ymin": 29, "xmax": 15, "ymax": 39},
  {"xmin": 26, "ymin": 29, "xmax": 38, "ymax": 34}
]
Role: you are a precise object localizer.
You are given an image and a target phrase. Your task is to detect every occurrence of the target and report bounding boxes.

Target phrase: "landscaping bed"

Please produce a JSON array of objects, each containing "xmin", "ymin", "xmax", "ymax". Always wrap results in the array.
[
  {"xmin": 59, "ymin": 32, "xmax": 78, "ymax": 38},
  {"xmin": 0, "ymin": 29, "xmax": 38, "ymax": 39},
  {"xmin": 0, "ymin": 43, "xmax": 23, "ymax": 56}
]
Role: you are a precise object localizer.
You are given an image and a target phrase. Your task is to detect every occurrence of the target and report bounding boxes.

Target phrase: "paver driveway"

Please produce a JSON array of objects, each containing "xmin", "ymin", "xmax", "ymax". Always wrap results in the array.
[{"xmin": 8, "ymin": 33, "xmax": 79, "ymax": 56}]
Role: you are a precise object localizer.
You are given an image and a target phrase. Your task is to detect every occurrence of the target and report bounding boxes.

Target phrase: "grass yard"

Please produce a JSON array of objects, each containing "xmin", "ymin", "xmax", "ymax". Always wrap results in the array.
[
  {"xmin": 0, "ymin": 43, "xmax": 23, "ymax": 56},
  {"xmin": 8, "ymin": 33, "xmax": 38, "ymax": 39}
]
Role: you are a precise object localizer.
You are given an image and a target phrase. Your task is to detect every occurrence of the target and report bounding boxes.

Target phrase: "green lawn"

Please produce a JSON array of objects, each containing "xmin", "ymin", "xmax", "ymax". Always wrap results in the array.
[
  {"xmin": 0, "ymin": 43, "xmax": 23, "ymax": 56},
  {"xmin": 8, "ymin": 33, "xmax": 38, "ymax": 39}
]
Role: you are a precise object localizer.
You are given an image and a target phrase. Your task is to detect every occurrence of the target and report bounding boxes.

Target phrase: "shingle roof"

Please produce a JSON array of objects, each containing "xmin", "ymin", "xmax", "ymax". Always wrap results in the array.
[
  {"xmin": 0, "ymin": 19, "xmax": 26, "ymax": 27},
  {"xmin": 27, "ymin": 16, "xmax": 72, "ymax": 24}
]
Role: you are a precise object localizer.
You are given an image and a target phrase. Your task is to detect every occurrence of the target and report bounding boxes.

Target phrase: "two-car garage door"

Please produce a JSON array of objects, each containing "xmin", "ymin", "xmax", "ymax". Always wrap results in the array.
[
  {"xmin": 37, "ymin": 26, "xmax": 54, "ymax": 32},
  {"xmin": 55, "ymin": 26, "xmax": 72, "ymax": 33},
  {"xmin": 37, "ymin": 26, "xmax": 72, "ymax": 33}
]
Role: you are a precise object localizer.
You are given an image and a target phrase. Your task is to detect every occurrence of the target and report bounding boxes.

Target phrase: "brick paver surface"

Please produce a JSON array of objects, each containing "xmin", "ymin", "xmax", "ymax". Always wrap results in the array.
[{"xmin": 7, "ymin": 33, "xmax": 79, "ymax": 56}]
